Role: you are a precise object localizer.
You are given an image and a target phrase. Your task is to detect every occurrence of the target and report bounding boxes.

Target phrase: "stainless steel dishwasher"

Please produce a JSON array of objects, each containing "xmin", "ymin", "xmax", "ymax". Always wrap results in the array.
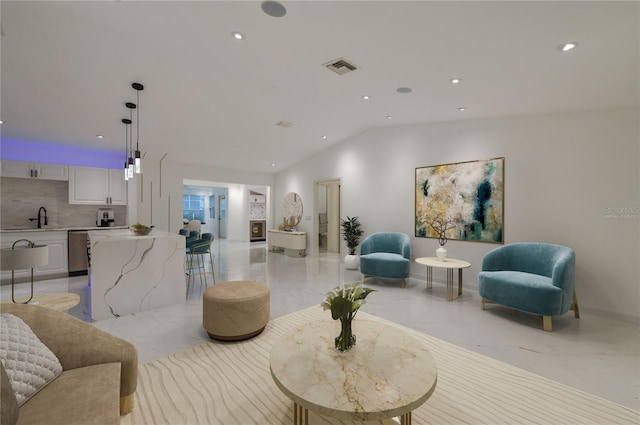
[{"xmin": 68, "ymin": 230, "xmax": 89, "ymax": 276}]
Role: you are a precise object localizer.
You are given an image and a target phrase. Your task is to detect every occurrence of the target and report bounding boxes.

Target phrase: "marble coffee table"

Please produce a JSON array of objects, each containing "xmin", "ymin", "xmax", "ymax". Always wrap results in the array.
[{"xmin": 270, "ymin": 318, "xmax": 438, "ymax": 425}]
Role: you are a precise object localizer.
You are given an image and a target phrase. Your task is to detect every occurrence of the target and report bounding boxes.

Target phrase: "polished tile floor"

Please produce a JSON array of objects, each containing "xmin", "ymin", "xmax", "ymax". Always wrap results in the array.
[{"xmin": 2, "ymin": 239, "xmax": 639, "ymax": 411}]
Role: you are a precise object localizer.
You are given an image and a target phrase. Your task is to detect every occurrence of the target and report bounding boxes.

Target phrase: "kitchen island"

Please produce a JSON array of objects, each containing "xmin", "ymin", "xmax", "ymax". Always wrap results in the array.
[{"xmin": 88, "ymin": 229, "xmax": 185, "ymax": 321}]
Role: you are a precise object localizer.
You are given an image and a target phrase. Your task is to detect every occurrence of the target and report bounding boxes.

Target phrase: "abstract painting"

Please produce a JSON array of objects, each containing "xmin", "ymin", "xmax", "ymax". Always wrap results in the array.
[{"xmin": 415, "ymin": 157, "xmax": 504, "ymax": 243}]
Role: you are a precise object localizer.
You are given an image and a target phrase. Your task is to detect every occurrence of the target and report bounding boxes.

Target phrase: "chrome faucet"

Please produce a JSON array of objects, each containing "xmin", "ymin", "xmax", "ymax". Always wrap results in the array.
[{"xmin": 28, "ymin": 207, "xmax": 48, "ymax": 229}]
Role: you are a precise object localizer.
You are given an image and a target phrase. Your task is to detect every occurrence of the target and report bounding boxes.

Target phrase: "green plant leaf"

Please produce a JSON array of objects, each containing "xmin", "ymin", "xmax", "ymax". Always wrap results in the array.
[{"xmin": 330, "ymin": 297, "xmax": 352, "ymax": 320}]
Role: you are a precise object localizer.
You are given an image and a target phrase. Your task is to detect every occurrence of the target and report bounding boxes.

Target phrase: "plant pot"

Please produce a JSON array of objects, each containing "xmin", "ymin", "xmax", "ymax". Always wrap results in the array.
[
  {"xmin": 436, "ymin": 246, "xmax": 447, "ymax": 261},
  {"xmin": 344, "ymin": 254, "xmax": 360, "ymax": 270}
]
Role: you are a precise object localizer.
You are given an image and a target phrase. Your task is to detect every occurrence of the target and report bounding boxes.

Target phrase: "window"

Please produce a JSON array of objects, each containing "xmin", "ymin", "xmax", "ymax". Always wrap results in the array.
[
  {"xmin": 183, "ymin": 195, "xmax": 205, "ymax": 222},
  {"xmin": 209, "ymin": 195, "xmax": 216, "ymax": 219}
]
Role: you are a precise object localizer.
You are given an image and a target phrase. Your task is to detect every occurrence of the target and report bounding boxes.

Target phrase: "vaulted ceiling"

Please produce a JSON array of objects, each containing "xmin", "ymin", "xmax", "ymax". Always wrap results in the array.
[{"xmin": 1, "ymin": 1, "xmax": 638, "ymax": 173}]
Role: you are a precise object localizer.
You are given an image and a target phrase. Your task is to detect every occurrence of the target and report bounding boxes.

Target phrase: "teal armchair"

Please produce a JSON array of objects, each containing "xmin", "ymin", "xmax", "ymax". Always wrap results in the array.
[
  {"xmin": 360, "ymin": 232, "xmax": 411, "ymax": 288},
  {"xmin": 478, "ymin": 242, "xmax": 579, "ymax": 331}
]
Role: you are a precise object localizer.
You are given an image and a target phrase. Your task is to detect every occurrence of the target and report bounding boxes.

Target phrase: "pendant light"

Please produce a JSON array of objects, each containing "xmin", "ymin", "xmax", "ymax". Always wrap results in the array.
[
  {"xmin": 122, "ymin": 118, "xmax": 132, "ymax": 181},
  {"xmin": 132, "ymin": 82, "xmax": 144, "ymax": 174},
  {"xmin": 125, "ymin": 102, "xmax": 136, "ymax": 179}
]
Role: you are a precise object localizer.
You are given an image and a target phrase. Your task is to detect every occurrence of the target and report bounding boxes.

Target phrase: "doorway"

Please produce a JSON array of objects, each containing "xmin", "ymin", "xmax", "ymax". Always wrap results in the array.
[
  {"xmin": 218, "ymin": 195, "xmax": 227, "ymax": 239},
  {"xmin": 315, "ymin": 179, "xmax": 341, "ymax": 254}
]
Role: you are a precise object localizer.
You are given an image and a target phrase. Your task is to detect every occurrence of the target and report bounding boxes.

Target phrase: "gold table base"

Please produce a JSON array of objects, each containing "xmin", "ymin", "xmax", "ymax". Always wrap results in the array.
[
  {"xmin": 425, "ymin": 266, "xmax": 464, "ymax": 301},
  {"xmin": 292, "ymin": 402, "xmax": 413, "ymax": 425}
]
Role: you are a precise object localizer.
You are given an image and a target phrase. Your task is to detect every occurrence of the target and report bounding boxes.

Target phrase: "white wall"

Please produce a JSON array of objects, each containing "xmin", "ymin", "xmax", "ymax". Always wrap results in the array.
[
  {"xmin": 275, "ymin": 109, "xmax": 640, "ymax": 322},
  {"xmin": 132, "ymin": 157, "xmax": 275, "ymax": 242}
]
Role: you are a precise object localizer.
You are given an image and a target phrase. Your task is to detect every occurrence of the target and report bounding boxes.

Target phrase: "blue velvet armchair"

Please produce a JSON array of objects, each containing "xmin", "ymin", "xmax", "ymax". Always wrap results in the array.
[
  {"xmin": 478, "ymin": 242, "xmax": 579, "ymax": 331},
  {"xmin": 360, "ymin": 232, "xmax": 411, "ymax": 288}
]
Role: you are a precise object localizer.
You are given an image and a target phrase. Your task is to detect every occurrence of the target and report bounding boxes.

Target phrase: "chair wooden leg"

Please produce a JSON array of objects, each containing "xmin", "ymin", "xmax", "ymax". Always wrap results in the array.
[
  {"xmin": 570, "ymin": 287, "xmax": 580, "ymax": 318},
  {"xmin": 361, "ymin": 274, "xmax": 366, "ymax": 284},
  {"xmin": 543, "ymin": 316, "xmax": 552, "ymax": 332},
  {"xmin": 400, "ymin": 278, "xmax": 407, "ymax": 288},
  {"xmin": 481, "ymin": 298, "xmax": 486, "ymax": 310}
]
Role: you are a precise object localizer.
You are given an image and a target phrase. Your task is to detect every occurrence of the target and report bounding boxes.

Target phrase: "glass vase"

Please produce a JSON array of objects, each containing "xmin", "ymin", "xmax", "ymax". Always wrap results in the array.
[{"xmin": 335, "ymin": 317, "xmax": 356, "ymax": 352}]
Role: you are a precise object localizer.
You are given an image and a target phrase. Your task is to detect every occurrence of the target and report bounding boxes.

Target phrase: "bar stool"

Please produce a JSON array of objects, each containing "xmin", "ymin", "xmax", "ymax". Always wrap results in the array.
[{"xmin": 186, "ymin": 233, "xmax": 215, "ymax": 298}]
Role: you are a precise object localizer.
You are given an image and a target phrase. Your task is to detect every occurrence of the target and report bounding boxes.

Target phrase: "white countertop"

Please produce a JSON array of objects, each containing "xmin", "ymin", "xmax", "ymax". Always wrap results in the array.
[
  {"xmin": 1, "ymin": 226, "xmax": 129, "ymax": 233},
  {"xmin": 88, "ymin": 228, "xmax": 177, "ymax": 241}
]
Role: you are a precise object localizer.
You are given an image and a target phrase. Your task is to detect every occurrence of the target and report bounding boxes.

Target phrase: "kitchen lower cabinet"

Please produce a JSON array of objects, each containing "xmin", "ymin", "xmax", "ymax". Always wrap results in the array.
[
  {"xmin": 0, "ymin": 231, "xmax": 69, "ymax": 282},
  {"xmin": 69, "ymin": 166, "xmax": 127, "ymax": 205}
]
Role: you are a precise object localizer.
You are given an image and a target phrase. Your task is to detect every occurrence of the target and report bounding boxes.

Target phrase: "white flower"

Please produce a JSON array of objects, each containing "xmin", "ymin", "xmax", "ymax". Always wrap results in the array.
[{"xmin": 320, "ymin": 282, "xmax": 375, "ymax": 321}]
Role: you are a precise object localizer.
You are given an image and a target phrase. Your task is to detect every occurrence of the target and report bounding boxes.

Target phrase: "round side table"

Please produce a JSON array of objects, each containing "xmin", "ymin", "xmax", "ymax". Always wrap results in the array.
[{"xmin": 415, "ymin": 257, "xmax": 471, "ymax": 301}]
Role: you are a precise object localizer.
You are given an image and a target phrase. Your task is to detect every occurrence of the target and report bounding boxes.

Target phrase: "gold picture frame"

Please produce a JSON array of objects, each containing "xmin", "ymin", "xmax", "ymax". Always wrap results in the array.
[{"xmin": 415, "ymin": 157, "xmax": 504, "ymax": 243}]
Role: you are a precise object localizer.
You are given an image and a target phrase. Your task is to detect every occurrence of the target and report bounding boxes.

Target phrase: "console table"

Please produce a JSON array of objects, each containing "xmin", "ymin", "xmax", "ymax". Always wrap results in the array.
[
  {"xmin": 415, "ymin": 257, "xmax": 471, "ymax": 301},
  {"xmin": 267, "ymin": 230, "xmax": 306, "ymax": 257},
  {"xmin": 270, "ymin": 319, "xmax": 437, "ymax": 424}
]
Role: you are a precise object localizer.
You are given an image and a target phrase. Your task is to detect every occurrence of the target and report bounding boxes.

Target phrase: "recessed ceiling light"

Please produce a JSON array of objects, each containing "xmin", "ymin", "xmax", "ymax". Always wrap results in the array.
[
  {"xmin": 96, "ymin": 135, "xmax": 104, "ymax": 140},
  {"xmin": 321, "ymin": 135, "xmax": 327, "ymax": 140},
  {"xmin": 386, "ymin": 115, "xmax": 393, "ymax": 120},
  {"xmin": 451, "ymin": 78, "xmax": 461, "ymax": 84},
  {"xmin": 396, "ymin": 87, "xmax": 412, "ymax": 94},
  {"xmin": 261, "ymin": 1, "xmax": 287, "ymax": 18},
  {"xmin": 458, "ymin": 107, "xmax": 467, "ymax": 112},
  {"xmin": 558, "ymin": 42, "xmax": 578, "ymax": 52},
  {"xmin": 271, "ymin": 163, "xmax": 276, "ymax": 167},
  {"xmin": 362, "ymin": 95, "xmax": 370, "ymax": 100},
  {"xmin": 0, "ymin": 120, "xmax": 3, "ymax": 124},
  {"xmin": 231, "ymin": 31, "xmax": 245, "ymax": 40}
]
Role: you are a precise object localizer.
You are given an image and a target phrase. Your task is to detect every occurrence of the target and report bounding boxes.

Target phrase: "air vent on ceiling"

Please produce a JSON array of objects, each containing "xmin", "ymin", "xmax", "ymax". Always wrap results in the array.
[
  {"xmin": 323, "ymin": 58, "xmax": 359, "ymax": 75},
  {"xmin": 275, "ymin": 120, "xmax": 294, "ymax": 128}
]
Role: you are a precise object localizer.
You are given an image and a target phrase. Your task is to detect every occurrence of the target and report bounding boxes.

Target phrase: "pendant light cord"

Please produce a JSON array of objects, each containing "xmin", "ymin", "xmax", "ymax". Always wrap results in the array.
[
  {"xmin": 136, "ymin": 90, "xmax": 140, "ymax": 151},
  {"xmin": 129, "ymin": 108, "xmax": 134, "ymax": 157}
]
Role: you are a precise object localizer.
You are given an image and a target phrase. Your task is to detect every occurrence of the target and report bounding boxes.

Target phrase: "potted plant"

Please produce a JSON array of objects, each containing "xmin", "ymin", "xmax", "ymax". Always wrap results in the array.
[{"xmin": 341, "ymin": 216, "xmax": 364, "ymax": 269}]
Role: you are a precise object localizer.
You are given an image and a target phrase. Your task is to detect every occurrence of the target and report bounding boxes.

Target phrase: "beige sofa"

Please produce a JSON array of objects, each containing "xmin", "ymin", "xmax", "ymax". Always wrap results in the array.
[{"xmin": 1, "ymin": 303, "xmax": 137, "ymax": 425}]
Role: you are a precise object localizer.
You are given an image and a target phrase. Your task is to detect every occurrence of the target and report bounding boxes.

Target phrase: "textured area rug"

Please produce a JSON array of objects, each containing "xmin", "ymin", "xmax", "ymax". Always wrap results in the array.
[{"xmin": 121, "ymin": 307, "xmax": 639, "ymax": 425}]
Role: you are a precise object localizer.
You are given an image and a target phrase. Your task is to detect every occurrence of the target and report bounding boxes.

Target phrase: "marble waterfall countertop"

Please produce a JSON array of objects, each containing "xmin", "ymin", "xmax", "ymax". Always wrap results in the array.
[{"xmin": 88, "ymin": 229, "xmax": 186, "ymax": 321}]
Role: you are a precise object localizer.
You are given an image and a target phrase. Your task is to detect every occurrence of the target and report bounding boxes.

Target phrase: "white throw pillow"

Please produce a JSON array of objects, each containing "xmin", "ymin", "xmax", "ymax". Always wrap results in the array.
[{"xmin": 0, "ymin": 313, "xmax": 63, "ymax": 406}]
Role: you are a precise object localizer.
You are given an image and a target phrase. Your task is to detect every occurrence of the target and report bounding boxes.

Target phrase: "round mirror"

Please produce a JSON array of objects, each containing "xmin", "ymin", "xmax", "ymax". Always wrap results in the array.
[{"xmin": 282, "ymin": 192, "xmax": 303, "ymax": 230}]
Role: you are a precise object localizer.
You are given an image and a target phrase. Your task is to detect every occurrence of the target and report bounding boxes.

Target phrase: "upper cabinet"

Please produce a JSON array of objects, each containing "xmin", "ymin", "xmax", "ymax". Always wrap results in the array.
[
  {"xmin": 69, "ymin": 166, "xmax": 127, "ymax": 205},
  {"xmin": 0, "ymin": 160, "xmax": 68, "ymax": 181}
]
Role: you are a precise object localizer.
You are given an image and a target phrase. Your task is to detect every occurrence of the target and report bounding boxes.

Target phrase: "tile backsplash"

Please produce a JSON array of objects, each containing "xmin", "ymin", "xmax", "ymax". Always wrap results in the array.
[{"xmin": 1, "ymin": 177, "xmax": 127, "ymax": 229}]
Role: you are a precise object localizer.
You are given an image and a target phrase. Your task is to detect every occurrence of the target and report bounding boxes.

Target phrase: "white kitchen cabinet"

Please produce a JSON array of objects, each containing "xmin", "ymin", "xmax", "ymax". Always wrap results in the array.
[
  {"xmin": 0, "ymin": 231, "xmax": 69, "ymax": 281},
  {"xmin": 107, "ymin": 169, "xmax": 127, "ymax": 205},
  {"xmin": 68, "ymin": 166, "xmax": 127, "ymax": 205},
  {"xmin": 0, "ymin": 160, "xmax": 68, "ymax": 181}
]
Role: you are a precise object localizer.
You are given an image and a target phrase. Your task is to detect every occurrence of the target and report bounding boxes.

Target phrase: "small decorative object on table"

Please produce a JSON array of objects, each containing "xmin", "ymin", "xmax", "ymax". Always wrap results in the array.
[
  {"xmin": 130, "ymin": 223, "xmax": 154, "ymax": 236},
  {"xmin": 321, "ymin": 282, "xmax": 375, "ymax": 352},
  {"xmin": 425, "ymin": 213, "xmax": 456, "ymax": 261}
]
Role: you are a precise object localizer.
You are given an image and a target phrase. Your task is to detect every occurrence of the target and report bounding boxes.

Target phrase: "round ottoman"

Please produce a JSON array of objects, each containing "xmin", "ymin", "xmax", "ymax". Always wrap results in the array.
[{"xmin": 203, "ymin": 281, "xmax": 270, "ymax": 341}]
